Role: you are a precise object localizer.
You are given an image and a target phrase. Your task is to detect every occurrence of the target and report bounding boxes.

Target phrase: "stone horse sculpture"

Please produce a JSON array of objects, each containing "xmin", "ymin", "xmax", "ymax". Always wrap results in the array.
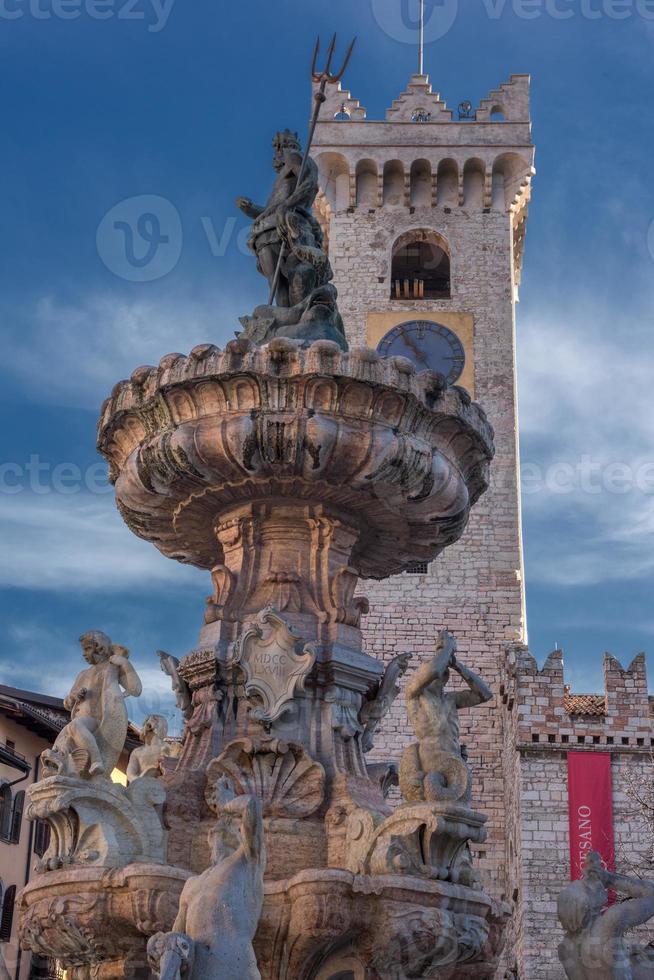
[
  {"xmin": 42, "ymin": 631, "xmax": 142, "ymax": 779},
  {"xmin": 558, "ymin": 851, "xmax": 654, "ymax": 980},
  {"xmin": 148, "ymin": 794, "xmax": 266, "ymax": 980}
]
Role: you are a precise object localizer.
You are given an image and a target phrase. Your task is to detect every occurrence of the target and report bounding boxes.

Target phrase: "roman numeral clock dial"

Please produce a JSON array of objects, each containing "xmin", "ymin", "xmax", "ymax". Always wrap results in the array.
[{"xmin": 376, "ymin": 320, "xmax": 466, "ymax": 385}]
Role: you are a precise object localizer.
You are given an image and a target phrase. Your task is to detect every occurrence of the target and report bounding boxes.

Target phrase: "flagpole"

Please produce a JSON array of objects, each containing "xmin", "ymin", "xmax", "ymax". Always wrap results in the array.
[{"xmin": 419, "ymin": 0, "xmax": 425, "ymax": 75}]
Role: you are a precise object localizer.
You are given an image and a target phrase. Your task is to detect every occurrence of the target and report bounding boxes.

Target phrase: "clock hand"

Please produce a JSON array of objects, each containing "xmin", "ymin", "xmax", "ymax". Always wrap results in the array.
[{"xmin": 402, "ymin": 332, "xmax": 428, "ymax": 364}]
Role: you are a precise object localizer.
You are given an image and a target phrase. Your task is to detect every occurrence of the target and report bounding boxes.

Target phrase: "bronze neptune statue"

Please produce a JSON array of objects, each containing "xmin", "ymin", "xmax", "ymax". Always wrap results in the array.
[{"xmin": 237, "ymin": 130, "xmax": 347, "ymax": 349}]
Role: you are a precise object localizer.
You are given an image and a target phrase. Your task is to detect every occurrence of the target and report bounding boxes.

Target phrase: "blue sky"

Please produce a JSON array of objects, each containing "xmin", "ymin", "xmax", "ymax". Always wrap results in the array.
[{"xmin": 1, "ymin": 0, "xmax": 653, "ymax": 729}]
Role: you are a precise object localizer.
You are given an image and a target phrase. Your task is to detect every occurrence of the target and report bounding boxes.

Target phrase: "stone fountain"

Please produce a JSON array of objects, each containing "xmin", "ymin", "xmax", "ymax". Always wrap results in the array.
[{"xmin": 18, "ymin": 124, "xmax": 509, "ymax": 979}]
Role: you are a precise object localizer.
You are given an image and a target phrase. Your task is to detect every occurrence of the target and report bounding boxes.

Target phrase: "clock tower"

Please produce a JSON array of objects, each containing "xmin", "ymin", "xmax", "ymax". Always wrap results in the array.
[{"xmin": 312, "ymin": 69, "xmax": 535, "ymax": 910}]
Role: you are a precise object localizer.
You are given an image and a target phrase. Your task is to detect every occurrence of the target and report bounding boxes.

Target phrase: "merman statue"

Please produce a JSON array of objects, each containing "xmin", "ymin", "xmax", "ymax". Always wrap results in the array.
[
  {"xmin": 400, "ymin": 630, "xmax": 493, "ymax": 805},
  {"xmin": 127, "ymin": 714, "xmax": 181, "ymax": 783}
]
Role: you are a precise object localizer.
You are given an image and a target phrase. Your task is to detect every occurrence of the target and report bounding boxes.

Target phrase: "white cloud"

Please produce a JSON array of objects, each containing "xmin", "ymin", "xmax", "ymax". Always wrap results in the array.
[
  {"xmin": 4, "ymin": 288, "xmax": 244, "ymax": 409},
  {"xmin": 517, "ymin": 287, "xmax": 654, "ymax": 587},
  {"xmin": 1, "ymin": 622, "xmax": 80, "ymax": 697},
  {"xmin": 0, "ymin": 494, "xmax": 207, "ymax": 593},
  {"xmin": 518, "ymin": 293, "xmax": 654, "ymax": 448},
  {"xmin": 0, "ymin": 493, "xmax": 203, "ymax": 733}
]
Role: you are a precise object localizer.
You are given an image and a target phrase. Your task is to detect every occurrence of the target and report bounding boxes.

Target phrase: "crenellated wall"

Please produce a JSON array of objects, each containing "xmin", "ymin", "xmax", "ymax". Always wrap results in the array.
[
  {"xmin": 501, "ymin": 647, "xmax": 654, "ymax": 979},
  {"xmin": 315, "ymin": 72, "xmax": 531, "ymax": 125}
]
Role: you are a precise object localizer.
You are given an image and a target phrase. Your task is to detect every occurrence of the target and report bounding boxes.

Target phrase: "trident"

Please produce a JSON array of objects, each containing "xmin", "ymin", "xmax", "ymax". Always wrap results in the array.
[{"xmin": 267, "ymin": 34, "xmax": 357, "ymax": 306}]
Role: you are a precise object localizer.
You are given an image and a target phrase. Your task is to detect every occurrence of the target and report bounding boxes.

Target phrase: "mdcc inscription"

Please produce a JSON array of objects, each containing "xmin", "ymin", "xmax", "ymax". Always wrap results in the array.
[{"xmin": 233, "ymin": 607, "xmax": 316, "ymax": 725}]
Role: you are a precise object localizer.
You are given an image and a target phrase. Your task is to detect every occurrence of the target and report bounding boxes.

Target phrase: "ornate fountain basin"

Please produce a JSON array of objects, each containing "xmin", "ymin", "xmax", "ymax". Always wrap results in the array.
[
  {"xmin": 257, "ymin": 869, "xmax": 509, "ymax": 980},
  {"xmin": 97, "ymin": 338, "xmax": 494, "ymax": 579},
  {"xmin": 19, "ymin": 863, "xmax": 192, "ymax": 979},
  {"xmin": 19, "ymin": 866, "xmax": 507, "ymax": 980}
]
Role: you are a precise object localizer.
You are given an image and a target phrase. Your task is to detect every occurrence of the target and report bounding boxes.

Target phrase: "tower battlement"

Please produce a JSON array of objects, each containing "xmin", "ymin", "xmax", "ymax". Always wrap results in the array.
[
  {"xmin": 313, "ymin": 73, "xmax": 534, "ymax": 223},
  {"xmin": 314, "ymin": 71, "xmax": 531, "ymax": 125},
  {"xmin": 503, "ymin": 644, "xmax": 653, "ymax": 750},
  {"xmin": 313, "ymin": 71, "xmax": 536, "ymax": 347},
  {"xmin": 475, "ymin": 73, "xmax": 531, "ymax": 123}
]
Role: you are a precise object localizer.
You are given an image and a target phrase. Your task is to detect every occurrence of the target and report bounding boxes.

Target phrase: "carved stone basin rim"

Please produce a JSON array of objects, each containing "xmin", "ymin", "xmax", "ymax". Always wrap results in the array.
[
  {"xmin": 97, "ymin": 338, "xmax": 495, "ymax": 578},
  {"xmin": 19, "ymin": 863, "xmax": 192, "ymax": 973},
  {"xmin": 264, "ymin": 867, "xmax": 493, "ymax": 912}
]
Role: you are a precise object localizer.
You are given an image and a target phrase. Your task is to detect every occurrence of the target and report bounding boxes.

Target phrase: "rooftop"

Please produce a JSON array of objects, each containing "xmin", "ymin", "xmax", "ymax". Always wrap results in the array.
[
  {"xmin": 0, "ymin": 684, "xmax": 68, "ymax": 741},
  {"xmin": 564, "ymin": 692, "xmax": 607, "ymax": 718},
  {"xmin": 0, "ymin": 684, "xmax": 141, "ymax": 753}
]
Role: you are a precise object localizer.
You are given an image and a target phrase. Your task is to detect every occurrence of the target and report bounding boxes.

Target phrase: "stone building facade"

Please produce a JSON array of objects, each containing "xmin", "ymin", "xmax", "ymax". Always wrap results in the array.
[
  {"xmin": 0, "ymin": 686, "xmax": 69, "ymax": 980},
  {"xmin": 0, "ymin": 686, "xmax": 139, "ymax": 980},
  {"xmin": 313, "ymin": 71, "xmax": 653, "ymax": 977}
]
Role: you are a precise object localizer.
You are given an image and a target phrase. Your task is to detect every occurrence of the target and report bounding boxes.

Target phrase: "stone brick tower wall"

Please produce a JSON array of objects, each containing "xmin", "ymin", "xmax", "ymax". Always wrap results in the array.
[
  {"xmin": 501, "ymin": 647, "xmax": 654, "ymax": 978},
  {"xmin": 313, "ymin": 73, "xmax": 535, "ymax": 898}
]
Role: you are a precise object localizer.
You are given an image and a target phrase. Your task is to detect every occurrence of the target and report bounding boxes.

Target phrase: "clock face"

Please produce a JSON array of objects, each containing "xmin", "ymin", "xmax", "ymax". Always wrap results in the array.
[{"xmin": 377, "ymin": 320, "xmax": 466, "ymax": 384}]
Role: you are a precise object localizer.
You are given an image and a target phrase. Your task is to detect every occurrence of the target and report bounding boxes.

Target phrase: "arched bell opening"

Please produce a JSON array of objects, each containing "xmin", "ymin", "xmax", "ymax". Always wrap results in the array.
[{"xmin": 390, "ymin": 229, "xmax": 451, "ymax": 300}]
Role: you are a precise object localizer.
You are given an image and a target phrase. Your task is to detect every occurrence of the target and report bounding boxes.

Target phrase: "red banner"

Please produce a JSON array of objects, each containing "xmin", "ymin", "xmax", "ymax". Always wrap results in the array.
[{"xmin": 567, "ymin": 752, "xmax": 615, "ymax": 880}]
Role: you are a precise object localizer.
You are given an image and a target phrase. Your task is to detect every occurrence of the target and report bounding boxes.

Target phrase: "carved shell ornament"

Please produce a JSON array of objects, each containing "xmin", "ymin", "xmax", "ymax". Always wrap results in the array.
[
  {"xmin": 205, "ymin": 737, "xmax": 325, "ymax": 819},
  {"xmin": 232, "ymin": 607, "xmax": 317, "ymax": 725}
]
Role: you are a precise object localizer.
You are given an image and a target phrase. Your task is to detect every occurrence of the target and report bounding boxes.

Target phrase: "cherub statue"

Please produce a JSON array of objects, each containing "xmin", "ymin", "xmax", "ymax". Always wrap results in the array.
[
  {"xmin": 558, "ymin": 851, "xmax": 654, "ymax": 980},
  {"xmin": 399, "ymin": 630, "xmax": 492, "ymax": 804},
  {"xmin": 148, "ymin": 795, "xmax": 266, "ymax": 980},
  {"xmin": 42, "ymin": 631, "xmax": 142, "ymax": 779},
  {"xmin": 126, "ymin": 714, "xmax": 181, "ymax": 783}
]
